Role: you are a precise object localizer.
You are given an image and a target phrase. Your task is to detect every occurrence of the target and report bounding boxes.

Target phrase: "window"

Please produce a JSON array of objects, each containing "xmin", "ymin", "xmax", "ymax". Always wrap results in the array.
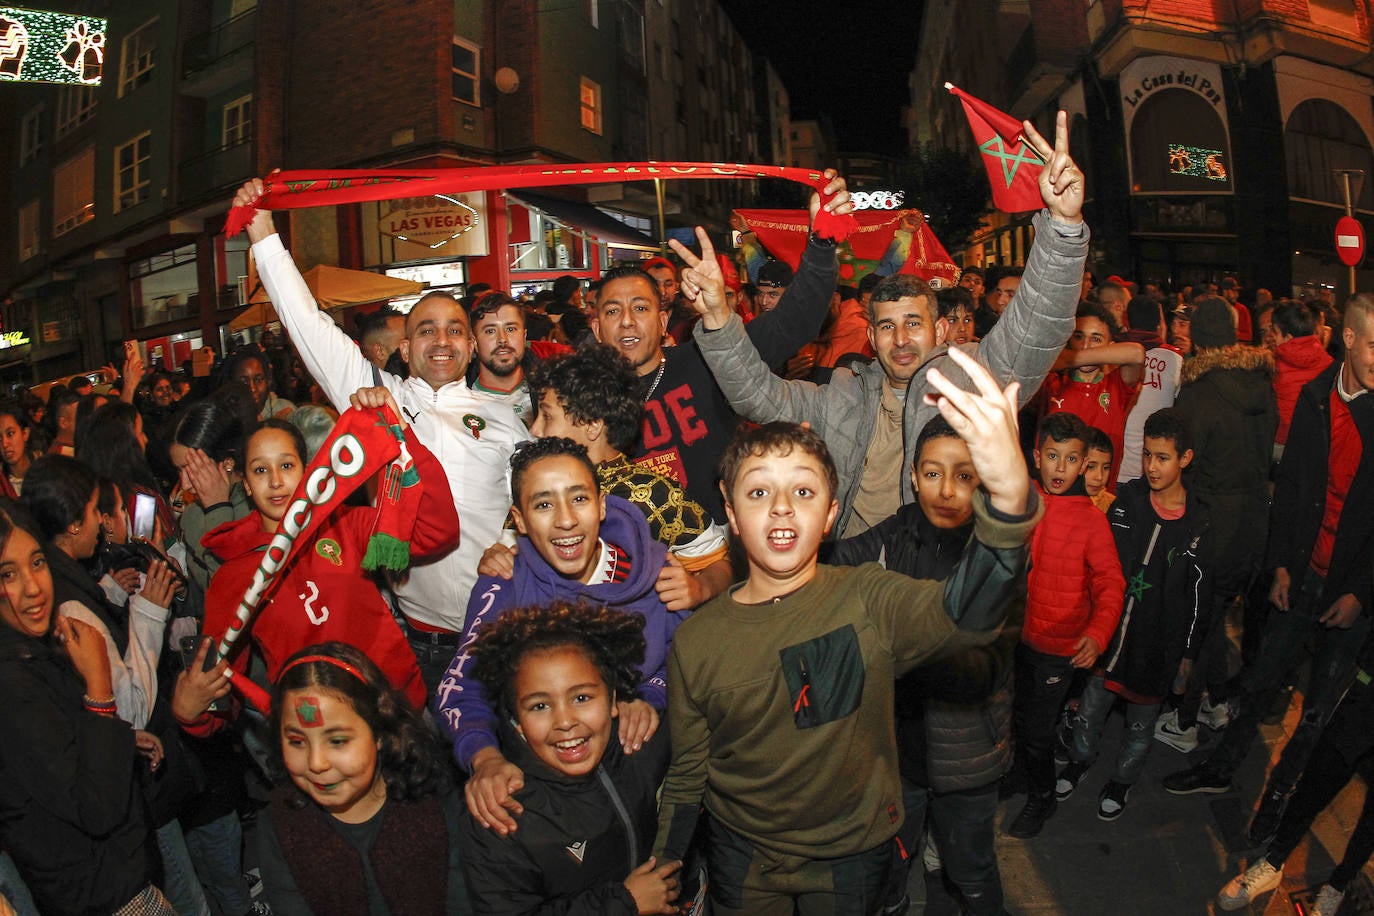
[
  {"xmin": 18, "ymin": 200, "xmax": 39, "ymax": 261},
  {"xmin": 1285, "ymin": 98, "xmax": 1374, "ymax": 209},
  {"xmin": 579, "ymin": 78, "xmax": 602, "ymax": 135},
  {"xmin": 222, "ymin": 94, "xmax": 253, "ymax": 147},
  {"xmin": 19, "ymin": 108, "xmax": 41, "ymax": 166},
  {"xmin": 56, "ymin": 86, "xmax": 97, "ymax": 137},
  {"xmin": 119, "ymin": 18, "xmax": 157, "ymax": 96},
  {"xmin": 53, "ymin": 147, "xmax": 95, "ymax": 237},
  {"xmin": 128, "ymin": 243, "xmax": 199, "ymax": 329},
  {"xmin": 114, "ymin": 133, "xmax": 152, "ymax": 213},
  {"xmin": 451, "ymin": 37, "xmax": 479, "ymax": 107}
]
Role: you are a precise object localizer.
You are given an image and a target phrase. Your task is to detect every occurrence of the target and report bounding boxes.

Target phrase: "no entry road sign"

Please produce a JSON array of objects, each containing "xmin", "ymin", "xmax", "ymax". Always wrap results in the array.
[{"xmin": 1336, "ymin": 215, "xmax": 1365, "ymax": 267}]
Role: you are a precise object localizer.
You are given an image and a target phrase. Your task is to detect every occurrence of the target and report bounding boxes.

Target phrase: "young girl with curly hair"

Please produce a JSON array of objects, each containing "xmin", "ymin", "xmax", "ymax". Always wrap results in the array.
[
  {"xmin": 459, "ymin": 599, "xmax": 682, "ymax": 916},
  {"xmin": 257, "ymin": 641, "xmax": 472, "ymax": 916}
]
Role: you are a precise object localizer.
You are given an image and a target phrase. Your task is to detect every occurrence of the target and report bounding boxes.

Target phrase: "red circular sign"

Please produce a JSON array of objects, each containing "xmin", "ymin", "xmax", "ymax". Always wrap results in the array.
[{"xmin": 1336, "ymin": 215, "xmax": 1365, "ymax": 267}]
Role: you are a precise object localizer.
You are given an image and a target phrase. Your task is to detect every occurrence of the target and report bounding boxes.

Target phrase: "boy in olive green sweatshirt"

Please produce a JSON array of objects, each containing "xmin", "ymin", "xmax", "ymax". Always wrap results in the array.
[{"xmin": 654, "ymin": 347, "xmax": 1041, "ymax": 914}]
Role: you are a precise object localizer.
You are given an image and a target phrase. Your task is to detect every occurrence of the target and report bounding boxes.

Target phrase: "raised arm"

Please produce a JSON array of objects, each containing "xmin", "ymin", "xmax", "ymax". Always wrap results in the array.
[
  {"xmin": 673, "ymin": 227, "xmax": 836, "ymax": 429},
  {"xmin": 234, "ymin": 180, "xmax": 397, "ymax": 410},
  {"xmin": 971, "ymin": 113, "xmax": 1090, "ymax": 400}
]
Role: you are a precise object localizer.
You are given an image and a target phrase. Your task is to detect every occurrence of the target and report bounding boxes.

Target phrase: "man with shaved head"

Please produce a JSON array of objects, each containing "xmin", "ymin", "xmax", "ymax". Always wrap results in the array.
[{"xmin": 233, "ymin": 180, "xmax": 529, "ymax": 689}]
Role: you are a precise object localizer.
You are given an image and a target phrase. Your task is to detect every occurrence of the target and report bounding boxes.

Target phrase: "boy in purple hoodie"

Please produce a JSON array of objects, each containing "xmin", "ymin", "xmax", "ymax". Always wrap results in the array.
[{"xmin": 435, "ymin": 437, "xmax": 687, "ymax": 836}]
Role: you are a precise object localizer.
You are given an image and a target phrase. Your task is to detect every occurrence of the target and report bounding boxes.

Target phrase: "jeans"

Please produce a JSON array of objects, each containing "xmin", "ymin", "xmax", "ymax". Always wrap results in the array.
[
  {"xmin": 1012, "ymin": 643, "xmax": 1076, "ymax": 795},
  {"xmin": 1207, "ymin": 572, "xmax": 1371, "ymax": 788},
  {"xmin": 404, "ymin": 623, "xmax": 463, "ymax": 699},
  {"xmin": 0, "ymin": 852, "xmax": 39, "ymax": 916},
  {"xmin": 156, "ymin": 819, "xmax": 212, "ymax": 916},
  {"xmin": 1069, "ymin": 676, "xmax": 1158, "ymax": 785},
  {"xmin": 893, "ymin": 781, "xmax": 1005, "ymax": 915},
  {"xmin": 184, "ymin": 812, "xmax": 252, "ymax": 916}
]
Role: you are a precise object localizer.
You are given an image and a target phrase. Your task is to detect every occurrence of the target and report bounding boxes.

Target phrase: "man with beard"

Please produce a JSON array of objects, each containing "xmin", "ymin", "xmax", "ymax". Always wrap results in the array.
[
  {"xmin": 467, "ymin": 292, "xmax": 574, "ymax": 427},
  {"xmin": 233, "ymin": 179, "xmax": 529, "ymax": 690}
]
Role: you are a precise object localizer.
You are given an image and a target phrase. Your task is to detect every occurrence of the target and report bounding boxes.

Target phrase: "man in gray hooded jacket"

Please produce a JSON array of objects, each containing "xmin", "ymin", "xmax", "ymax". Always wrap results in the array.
[{"xmin": 670, "ymin": 111, "xmax": 1089, "ymax": 537}]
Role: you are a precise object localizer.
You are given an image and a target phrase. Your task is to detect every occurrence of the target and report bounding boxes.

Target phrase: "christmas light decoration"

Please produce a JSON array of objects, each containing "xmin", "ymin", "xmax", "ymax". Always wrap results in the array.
[{"xmin": 0, "ymin": 7, "xmax": 106, "ymax": 85}]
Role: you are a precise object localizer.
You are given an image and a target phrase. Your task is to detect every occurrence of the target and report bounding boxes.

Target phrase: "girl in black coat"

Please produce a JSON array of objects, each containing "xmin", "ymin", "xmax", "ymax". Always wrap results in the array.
[{"xmin": 0, "ymin": 502, "xmax": 174, "ymax": 915}]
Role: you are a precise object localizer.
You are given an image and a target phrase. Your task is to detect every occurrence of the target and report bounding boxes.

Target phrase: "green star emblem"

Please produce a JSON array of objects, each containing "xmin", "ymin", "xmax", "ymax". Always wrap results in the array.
[
  {"xmin": 295, "ymin": 697, "xmax": 322, "ymax": 727},
  {"xmin": 978, "ymin": 135, "xmax": 1044, "ymax": 188},
  {"xmin": 1126, "ymin": 569, "xmax": 1152, "ymax": 603}
]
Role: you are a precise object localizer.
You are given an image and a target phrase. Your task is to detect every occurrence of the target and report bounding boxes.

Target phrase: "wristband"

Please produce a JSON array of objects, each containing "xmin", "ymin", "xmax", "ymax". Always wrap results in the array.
[{"xmin": 83, "ymin": 694, "xmax": 116, "ymax": 708}]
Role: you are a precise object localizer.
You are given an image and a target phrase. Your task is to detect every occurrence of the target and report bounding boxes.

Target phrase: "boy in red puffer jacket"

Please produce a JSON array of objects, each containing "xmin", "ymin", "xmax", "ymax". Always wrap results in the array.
[{"xmin": 1005, "ymin": 411, "xmax": 1125, "ymax": 839}]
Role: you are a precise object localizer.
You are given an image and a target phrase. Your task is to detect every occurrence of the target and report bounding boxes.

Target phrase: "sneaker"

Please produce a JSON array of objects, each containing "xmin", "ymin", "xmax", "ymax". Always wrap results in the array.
[
  {"xmin": 1162, "ymin": 762, "xmax": 1232, "ymax": 795},
  {"xmin": 1247, "ymin": 787, "xmax": 1291, "ymax": 847},
  {"xmin": 1153, "ymin": 708, "xmax": 1199, "ymax": 753},
  {"xmin": 1007, "ymin": 792, "xmax": 1057, "ymax": 839},
  {"xmin": 1216, "ymin": 858, "xmax": 1282, "ymax": 910},
  {"xmin": 1309, "ymin": 883, "xmax": 1345, "ymax": 916},
  {"xmin": 1199, "ymin": 694, "xmax": 1232, "ymax": 731},
  {"xmin": 1055, "ymin": 761, "xmax": 1090, "ymax": 801},
  {"xmin": 1097, "ymin": 780, "xmax": 1131, "ymax": 821}
]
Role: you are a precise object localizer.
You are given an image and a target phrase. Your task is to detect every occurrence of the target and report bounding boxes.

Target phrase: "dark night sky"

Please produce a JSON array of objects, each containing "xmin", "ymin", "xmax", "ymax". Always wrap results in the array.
[{"xmin": 719, "ymin": 0, "xmax": 927, "ymax": 157}]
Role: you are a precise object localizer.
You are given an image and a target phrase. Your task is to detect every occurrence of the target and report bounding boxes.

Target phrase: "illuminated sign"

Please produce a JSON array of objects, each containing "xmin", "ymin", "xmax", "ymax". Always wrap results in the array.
[
  {"xmin": 851, "ymin": 190, "xmax": 906, "ymax": 210},
  {"xmin": 0, "ymin": 8, "xmax": 106, "ymax": 85},
  {"xmin": 380, "ymin": 195, "xmax": 481, "ymax": 249},
  {"xmin": 0, "ymin": 329, "xmax": 30, "ymax": 349},
  {"xmin": 1168, "ymin": 145, "xmax": 1228, "ymax": 181}
]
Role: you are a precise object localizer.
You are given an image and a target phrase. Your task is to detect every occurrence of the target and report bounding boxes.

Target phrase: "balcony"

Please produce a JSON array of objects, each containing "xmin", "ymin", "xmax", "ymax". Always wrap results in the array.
[
  {"xmin": 178, "ymin": 140, "xmax": 253, "ymax": 206},
  {"xmin": 182, "ymin": 10, "xmax": 255, "ymax": 97}
]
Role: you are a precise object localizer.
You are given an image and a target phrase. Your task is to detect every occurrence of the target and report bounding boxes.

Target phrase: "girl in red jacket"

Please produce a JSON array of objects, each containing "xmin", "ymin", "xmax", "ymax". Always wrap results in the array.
[{"xmin": 200, "ymin": 387, "xmax": 458, "ymax": 711}]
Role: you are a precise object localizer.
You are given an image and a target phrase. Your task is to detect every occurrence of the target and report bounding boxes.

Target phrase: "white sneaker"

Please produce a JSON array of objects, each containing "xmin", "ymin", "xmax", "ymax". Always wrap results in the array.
[
  {"xmin": 1216, "ymin": 858, "xmax": 1282, "ymax": 911},
  {"xmin": 1310, "ymin": 883, "xmax": 1345, "ymax": 916},
  {"xmin": 1153, "ymin": 708, "xmax": 1199, "ymax": 753},
  {"xmin": 922, "ymin": 829, "xmax": 942, "ymax": 874},
  {"xmin": 1199, "ymin": 695, "xmax": 1232, "ymax": 731}
]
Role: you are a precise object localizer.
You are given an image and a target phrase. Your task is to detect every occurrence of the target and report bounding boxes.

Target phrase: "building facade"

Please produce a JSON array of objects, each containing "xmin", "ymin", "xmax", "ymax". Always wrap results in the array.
[
  {"xmin": 0, "ymin": 0, "xmax": 783, "ymax": 387},
  {"xmin": 911, "ymin": 0, "xmax": 1374, "ymax": 301}
]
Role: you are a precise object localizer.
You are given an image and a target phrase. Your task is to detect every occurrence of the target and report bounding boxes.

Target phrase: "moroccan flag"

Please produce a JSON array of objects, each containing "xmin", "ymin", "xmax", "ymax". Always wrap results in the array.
[{"xmin": 946, "ymin": 83, "xmax": 1044, "ymax": 213}]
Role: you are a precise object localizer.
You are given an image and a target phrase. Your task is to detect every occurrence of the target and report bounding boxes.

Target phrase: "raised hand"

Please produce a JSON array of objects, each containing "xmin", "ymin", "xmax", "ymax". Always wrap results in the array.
[
  {"xmin": 669, "ymin": 227, "xmax": 731, "ymax": 329},
  {"xmin": 1022, "ymin": 111, "xmax": 1084, "ymax": 225},
  {"xmin": 171, "ymin": 636, "xmax": 231, "ymax": 723},
  {"xmin": 181, "ymin": 447, "xmax": 233, "ymax": 507},
  {"xmin": 923, "ymin": 346, "xmax": 1028, "ymax": 517},
  {"xmin": 349, "ymin": 385, "xmax": 407, "ymax": 429},
  {"xmin": 807, "ymin": 168, "xmax": 854, "ymax": 223},
  {"xmin": 233, "ymin": 177, "xmax": 277, "ymax": 244}
]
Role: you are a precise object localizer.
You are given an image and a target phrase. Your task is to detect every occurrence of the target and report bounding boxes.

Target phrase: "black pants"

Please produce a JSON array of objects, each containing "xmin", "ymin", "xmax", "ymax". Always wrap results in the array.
[{"xmin": 1012, "ymin": 644, "xmax": 1075, "ymax": 796}]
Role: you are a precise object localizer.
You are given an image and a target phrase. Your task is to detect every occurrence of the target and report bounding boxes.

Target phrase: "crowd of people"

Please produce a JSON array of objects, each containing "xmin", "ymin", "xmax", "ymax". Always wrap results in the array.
[{"xmin": 0, "ymin": 111, "xmax": 1370, "ymax": 916}]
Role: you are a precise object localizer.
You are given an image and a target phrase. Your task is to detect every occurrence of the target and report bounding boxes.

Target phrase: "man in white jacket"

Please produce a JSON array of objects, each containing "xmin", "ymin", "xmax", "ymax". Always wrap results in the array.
[{"xmin": 232, "ymin": 180, "xmax": 529, "ymax": 690}]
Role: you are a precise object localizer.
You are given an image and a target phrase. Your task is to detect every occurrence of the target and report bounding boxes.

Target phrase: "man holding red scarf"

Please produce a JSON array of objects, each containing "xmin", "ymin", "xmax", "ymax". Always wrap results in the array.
[{"xmin": 233, "ymin": 180, "xmax": 529, "ymax": 691}]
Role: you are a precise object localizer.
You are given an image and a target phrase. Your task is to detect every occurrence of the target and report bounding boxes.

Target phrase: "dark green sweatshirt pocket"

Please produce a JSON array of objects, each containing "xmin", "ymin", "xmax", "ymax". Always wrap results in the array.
[{"xmin": 779, "ymin": 624, "xmax": 865, "ymax": 729}]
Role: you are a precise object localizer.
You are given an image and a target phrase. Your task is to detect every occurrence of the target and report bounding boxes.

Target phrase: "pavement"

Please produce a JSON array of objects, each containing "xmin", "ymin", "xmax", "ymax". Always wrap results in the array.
[{"xmin": 905, "ymin": 696, "xmax": 1374, "ymax": 915}]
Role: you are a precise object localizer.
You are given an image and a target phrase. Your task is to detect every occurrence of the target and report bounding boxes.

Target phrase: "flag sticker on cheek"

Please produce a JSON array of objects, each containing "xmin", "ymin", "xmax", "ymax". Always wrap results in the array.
[{"xmin": 296, "ymin": 696, "xmax": 324, "ymax": 728}]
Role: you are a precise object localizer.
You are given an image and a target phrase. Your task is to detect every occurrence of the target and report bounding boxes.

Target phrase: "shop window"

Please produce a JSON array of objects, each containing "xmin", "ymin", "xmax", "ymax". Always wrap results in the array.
[
  {"xmin": 215, "ymin": 233, "xmax": 250, "ymax": 310},
  {"xmin": 1284, "ymin": 98, "xmax": 1374, "ymax": 210},
  {"xmin": 114, "ymin": 132, "xmax": 152, "ymax": 213},
  {"xmin": 223, "ymin": 94, "xmax": 253, "ymax": 147},
  {"xmin": 580, "ymin": 78, "xmax": 602, "ymax": 135},
  {"xmin": 20, "ymin": 107, "xmax": 41, "ymax": 166},
  {"xmin": 1129, "ymin": 89, "xmax": 1231, "ymax": 193},
  {"xmin": 119, "ymin": 18, "xmax": 157, "ymax": 97},
  {"xmin": 55, "ymin": 86, "xmax": 97, "ymax": 137},
  {"xmin": 52, "ymin": 146, "xmax": 95, "ymax": 237},
  {"xmin": 451, "ymin": 37, "xmax": 479, "ymax": 107},
  {"xmin": 128, "ymin": 243, "xmax": 198, "ymax": 329},
  {"xmin": 18, "ymin": 200, "xmax": 39, "ymax": 261}
]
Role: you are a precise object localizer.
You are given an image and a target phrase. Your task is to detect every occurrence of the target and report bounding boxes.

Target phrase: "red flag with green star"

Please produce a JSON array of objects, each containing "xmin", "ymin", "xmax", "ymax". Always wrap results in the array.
[{"xmin": 946, "ymin": 83, "xmax": 1044, "ymax": 213}]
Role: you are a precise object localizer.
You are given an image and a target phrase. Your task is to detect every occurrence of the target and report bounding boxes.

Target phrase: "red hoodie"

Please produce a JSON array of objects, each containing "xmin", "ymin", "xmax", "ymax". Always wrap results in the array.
[
  {"xmin": 201, "ymin": 438, "xmax": 458, "ymax": 711},
  {"xmin": 1273, "ymin": 335, "xmax": 1333, "ymax": 445}
]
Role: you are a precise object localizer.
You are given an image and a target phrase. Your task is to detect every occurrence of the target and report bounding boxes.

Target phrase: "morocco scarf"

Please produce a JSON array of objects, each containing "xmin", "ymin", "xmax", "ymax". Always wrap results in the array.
[
  {"xmin": 223, "ymin": 162, "xmax": 858, "ymax": 242},
  {"xmin": 214, "ymin": 404, "xmax": 427, "ymax": 667}
]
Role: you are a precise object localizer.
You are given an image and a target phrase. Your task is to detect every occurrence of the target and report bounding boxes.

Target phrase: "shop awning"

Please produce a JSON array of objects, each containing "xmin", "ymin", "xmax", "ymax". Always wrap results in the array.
[
  {"xmin": 233, "ymin": 263, "xmax": 424, "ymax": 331},
  {"xmin": 507, "ymin": 191, "xmax": 658, "ymax": 252}
]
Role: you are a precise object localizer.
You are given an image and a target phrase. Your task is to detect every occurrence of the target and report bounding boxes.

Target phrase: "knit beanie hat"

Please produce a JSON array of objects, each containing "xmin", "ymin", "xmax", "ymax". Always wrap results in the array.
[{"xmin": 1190, "ymin": 297, "xmax": 1236, "ymax": 350}]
